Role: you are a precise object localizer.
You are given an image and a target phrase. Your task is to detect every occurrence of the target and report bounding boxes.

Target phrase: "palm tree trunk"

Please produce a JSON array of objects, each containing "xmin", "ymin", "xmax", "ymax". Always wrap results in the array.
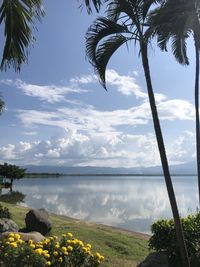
[
  {"xmin": 194, "ymin": 35, "xmax": 200, "ymax": 206},
  {"xmin": 140, "ymin": 42, "xmax": 190, "ymax": 267}
]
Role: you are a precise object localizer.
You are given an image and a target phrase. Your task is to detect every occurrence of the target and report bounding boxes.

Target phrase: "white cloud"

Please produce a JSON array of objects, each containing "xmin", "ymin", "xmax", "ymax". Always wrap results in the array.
[
  {"xmin": 16, "ymin": 96, "xmax": 194, "ymax": 136},
  {"xmin": 157, "ymin": 99, "xmax": 194, "ymax": 121},
  {"xmin": 167, "ymin": 131, "xmax": 196, "ymax": 164},
  {"xmin": 106, "ymin": 69, "xmax": 146, "ymax": 97},
  {"xmin": 70, "ymin": 74, "xmax": 97, "ymax": 84},
  {"xmin": 70, "ymin": 69, "xmax": 166, "ymax": 102},
  {"xmin": 22, "ymin": 131, "xmax": 37, "ymax": 136},
  {"xmin": 0, "ymin": 69, "xmax": 197, "ymax": 168},
  {"xmin": 1, "ymin": 79, "xmax": 88, "ymax": 103},
  {"xmin": 0, "ymin": 130, "xmax": 195, "ymax": 167}
]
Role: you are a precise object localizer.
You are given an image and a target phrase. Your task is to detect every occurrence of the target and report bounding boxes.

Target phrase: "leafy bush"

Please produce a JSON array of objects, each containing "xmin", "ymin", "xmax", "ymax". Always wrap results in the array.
[
  {"xmin": 149, "ymin": 213, "xmax": 200, "ymax": 264},
  {"xmin": 0, "ymin": 232, "xmax": 104, "ymax": 267},
  {"xmin": 0, "ymin": 203, "xmax": 11, "ymax": 219},
  {"xmin": 0, "ymin": 191, "xmax": 25, "ymax": 204}
]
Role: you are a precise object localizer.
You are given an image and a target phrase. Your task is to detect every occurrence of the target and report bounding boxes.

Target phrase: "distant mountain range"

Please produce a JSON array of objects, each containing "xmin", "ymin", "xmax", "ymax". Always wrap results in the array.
[{"xmin": 23, "ymin": 161, "xmax": 197, "ymax": 175}]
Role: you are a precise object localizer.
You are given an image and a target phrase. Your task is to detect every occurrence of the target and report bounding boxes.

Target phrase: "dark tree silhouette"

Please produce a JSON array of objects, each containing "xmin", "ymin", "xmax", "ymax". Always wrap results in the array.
[
  {"xmin": 85, "ymin": 1, "xmax": 189, "ymax": 266},
  {"xmin": 147, "ymin": 0, "xmax": 200, "ymax": 207},
  {"xmin": 0, "ymin": 163, "xmax": 26, "ymax": 190}
]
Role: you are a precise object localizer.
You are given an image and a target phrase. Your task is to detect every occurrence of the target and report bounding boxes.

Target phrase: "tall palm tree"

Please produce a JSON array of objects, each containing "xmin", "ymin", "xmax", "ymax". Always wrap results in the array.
[
  {"xmin": 85, "ymin": 0, "xmax": 190, "ymax": 266},
  {"xmin": 147, "ymin": 0, "xmax": 200, "ymax": 206},
  {"xmin": 0, "ymin": 0, "xmax": 44, "ymax": 72}
]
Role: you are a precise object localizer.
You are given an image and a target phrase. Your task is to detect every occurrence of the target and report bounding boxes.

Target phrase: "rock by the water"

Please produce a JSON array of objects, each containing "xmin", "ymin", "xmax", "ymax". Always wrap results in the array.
[
  {"xmin": 25, "ymin": 208, "xmax": 52, "ymax": 235},
  {"xmin": 0, "ymin": 218, "xmax": 19, "ymax": 233},
  {"xmin": 137, "ymin": 252, "xmax": 169, "ymax": 267},
  {"xmin": 1, "ymin": 231, "xmax": 45, "ymax": 243}
]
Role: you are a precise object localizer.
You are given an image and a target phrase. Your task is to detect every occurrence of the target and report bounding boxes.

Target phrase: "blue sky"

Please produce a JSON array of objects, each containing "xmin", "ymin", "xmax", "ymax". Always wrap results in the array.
[{"xmin": 0, "ymin": 1, "xmax": 197, "ymax": 168}]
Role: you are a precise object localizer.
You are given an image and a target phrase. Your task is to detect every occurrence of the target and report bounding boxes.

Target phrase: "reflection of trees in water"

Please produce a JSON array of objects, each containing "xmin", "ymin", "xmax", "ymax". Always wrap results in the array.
[{"xmin": 0, "ymin": 191, "xmax": 26, "ymax": 204}]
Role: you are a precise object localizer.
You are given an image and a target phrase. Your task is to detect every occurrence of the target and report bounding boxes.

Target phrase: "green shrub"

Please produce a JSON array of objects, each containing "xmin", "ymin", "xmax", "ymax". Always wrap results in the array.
[
  {"xmin": 149, "ymin": 213, "xmax": 200, "ymax": 264},
  {"xmin": 0, "ymin": 203, "xmax": 11, "ymax": 219}
]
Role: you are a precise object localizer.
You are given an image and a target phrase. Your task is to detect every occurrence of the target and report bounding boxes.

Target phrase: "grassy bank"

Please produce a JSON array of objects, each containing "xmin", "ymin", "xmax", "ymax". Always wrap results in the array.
[{"xmin": 0, "ymin": 202, "xmax": 149, "ymax": 267}]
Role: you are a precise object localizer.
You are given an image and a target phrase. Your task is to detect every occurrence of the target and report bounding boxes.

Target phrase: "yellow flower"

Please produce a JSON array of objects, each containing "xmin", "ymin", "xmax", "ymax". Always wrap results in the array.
[
  {"xmin": 86, "ymin": 243, "xmax": 91, "ymax": 249},
  {"xmin": 64, "ymin": 251, "xmax": 68, "ymax": 256},
  {"xmin": 44, "ymin": 253, "xmax": 50, "ymax": 258},
  {"xmin": 35, "ymin": 248, "xmax": 43, "ymax": 255},
  {"xmin": 62, "ymin": 234, "xmax": 66, "ymax": 238},
  {"xmin": 30, "ymin": 244, "xmax": 35, "ymax": 249},
  {"xmin": 96, "ymin": 252, "xmax": 101, "ymax": 258},
  {"xmin": 53, "ymin": 236, "xmax": 58, "ymax": 240},
  {"xmin": 67, "ymin": 232, "xmax": 73, "ymax": 238},
  {"xmin": 8, "ymin": 237, "xmax": 15, "ymax": 242},
  {"xmin": 100, "ymin": 255, "xmax": 104, "ymax": 261},
  {"xmin": 8, "ymin": 233, "xmax": 14, "ymax": 238},
  {"xmin": 36, "ymin": 243, "xmax": 43, "ymax": 248},
  {"xmin": 67, "ymin": 246, "xmax": 73, "ymax": 252},
  {"xmin": 10, "ymin": 242, "xmax": 17, "ymax": 248},
  {"xmin": 61, "ymin": 246, "xmax": 67, "ymax": 253},
  {"xmin": 95, "ymin": 252, "xmax": 104, "ymax": 261},
  {"xmin": 55, "ymin": 244, "xmax": 60, "ymax": 249},
  {"xmin": 28, "ymin": 239, "xmax": 33, "ymax": 245},
  {"xmin": 18, "ymin": 239, "xmax": 24, "ymax": 245},
  {"xmin": 14, "ymin": 234, "xmax": 21, "ymax": 240},
  {"xmin": 46, "ymin": 261, "xmax": 51, "ymax": 266},
  {"xmin": 82, "ymin": 247, "xmax": 88, "ymax": 253},
  {"xmin": 78, "ymin": 240, "xmax": 84, "ymax": 247},
  {"xmin": 44, "ymin": 239, "xmax": 50, "ymax": 245},
  {"xmin": 53, "ymin": 251, "xmax": 58, "ymax": 257},
  {"xmin": 58, "ymin": 257, "xmax": 63, "ymax": 263}
]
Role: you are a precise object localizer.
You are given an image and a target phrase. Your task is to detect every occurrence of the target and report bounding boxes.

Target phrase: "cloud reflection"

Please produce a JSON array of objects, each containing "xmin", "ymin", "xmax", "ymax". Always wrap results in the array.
[{"xmin": 13, "ymin": 176, "xmax": 198, "ymax": 233}]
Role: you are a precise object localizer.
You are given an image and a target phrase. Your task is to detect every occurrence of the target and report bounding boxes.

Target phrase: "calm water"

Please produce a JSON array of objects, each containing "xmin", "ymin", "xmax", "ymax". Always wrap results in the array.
[{"xmin": 7, "ymin": 176, "xmax": 199, "ymax": 233}]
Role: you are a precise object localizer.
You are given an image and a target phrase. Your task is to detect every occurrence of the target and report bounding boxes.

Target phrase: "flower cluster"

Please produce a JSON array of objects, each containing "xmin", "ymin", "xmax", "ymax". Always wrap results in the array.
[{"xmin": 0, "ymin": 232, "xmax": 104, "ymax": 267}]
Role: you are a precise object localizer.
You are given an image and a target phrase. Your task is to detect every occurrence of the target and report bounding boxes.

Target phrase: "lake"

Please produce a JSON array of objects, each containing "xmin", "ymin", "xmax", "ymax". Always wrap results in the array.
[{"xmin": 6, "ymin": 175, "xmax": 199, "ymax": 233}]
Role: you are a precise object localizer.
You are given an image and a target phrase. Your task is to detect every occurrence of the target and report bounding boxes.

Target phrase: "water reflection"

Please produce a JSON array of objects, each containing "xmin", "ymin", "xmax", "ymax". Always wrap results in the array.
[{"xmin": 13, "ymin": 176, "xmax": 198, "ymax": 233}]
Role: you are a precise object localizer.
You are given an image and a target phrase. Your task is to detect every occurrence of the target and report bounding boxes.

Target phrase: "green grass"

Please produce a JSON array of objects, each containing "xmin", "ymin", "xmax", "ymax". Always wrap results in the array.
[{"xmin": 0, "ymin": 202, "xmax": 150, "ymax": 267}]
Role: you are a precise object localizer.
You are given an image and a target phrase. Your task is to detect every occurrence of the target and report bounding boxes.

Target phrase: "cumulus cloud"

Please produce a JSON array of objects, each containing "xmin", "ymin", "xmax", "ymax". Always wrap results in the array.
[
  {"xmin": 0, "ymin": 130, "xmax": 195, "ymax": 167},
  {"xmin": 167, "ymin": 131, "xmax": 196, "ymax": 164},
  {"xmin": 0, "ymin": 69, "xmax": 196, "ymax": 168}
]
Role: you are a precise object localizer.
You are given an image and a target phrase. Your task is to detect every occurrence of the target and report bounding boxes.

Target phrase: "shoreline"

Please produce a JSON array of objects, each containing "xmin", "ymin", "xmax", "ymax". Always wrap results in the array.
[
  {"xmin": 17, "ymin": 202, "xmax": 150, "ymax": 240},
  {"xmin": 0, "ymin": 201, "xmax": 149, "ymax": 266}
]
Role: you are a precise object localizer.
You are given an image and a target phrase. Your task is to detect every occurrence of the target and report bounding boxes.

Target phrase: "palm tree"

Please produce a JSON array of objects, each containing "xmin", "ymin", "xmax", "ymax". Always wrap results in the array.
[
  {"xmin": 147, "ymin": 0, "xmax": 200, "ymax": 206},
  {"xmin": 0, "ymin": 0, "xmax": 44, "ymax": 72},
  {"xmin": 85, "ymin": 0, "xmax": 190, "ymax": 266}
]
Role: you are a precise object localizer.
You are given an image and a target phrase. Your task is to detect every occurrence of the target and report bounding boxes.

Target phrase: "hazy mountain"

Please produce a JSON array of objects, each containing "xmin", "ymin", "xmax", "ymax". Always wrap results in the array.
[{"xmin": 24, "ymin": 161, "xmax": 197, "ymax": 175}]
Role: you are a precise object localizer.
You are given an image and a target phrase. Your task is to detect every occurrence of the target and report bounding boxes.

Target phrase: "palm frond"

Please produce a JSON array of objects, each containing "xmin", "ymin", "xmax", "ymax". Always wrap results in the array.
[
  {"xmin": 142, "ymin": 0, "xmax": 165, "ymax": 19},
  {"xmin": 0, "ymin": 97, "xmax": 5, "ymax": 114},
  {"xmin": 171, "ymin": 34, "xmax": 189, "ymax": 65},
  {"xmin": 82, "ymin": 0, "xmax": 103, "ymax": 14},
  {"xmin": 0, "ymin": 0, "xmax": 44, "ymax": 72},
  {"xmin": 147, "ymin": 0, "xmax": 192, "ymax": 65},
  {"xmin": 86, "ymin": 17, "xmax": 129, "ymax": 67},
  {"xmin": 94, "ymin": 35, "xmax": 129, "ymax": 88}
]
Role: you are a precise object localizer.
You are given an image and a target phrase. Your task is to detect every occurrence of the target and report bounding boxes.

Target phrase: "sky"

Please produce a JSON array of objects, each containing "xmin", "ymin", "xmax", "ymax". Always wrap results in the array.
[{"xmin": 0, "ymin": 1, "xmax": 197, "ymax": 168}]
